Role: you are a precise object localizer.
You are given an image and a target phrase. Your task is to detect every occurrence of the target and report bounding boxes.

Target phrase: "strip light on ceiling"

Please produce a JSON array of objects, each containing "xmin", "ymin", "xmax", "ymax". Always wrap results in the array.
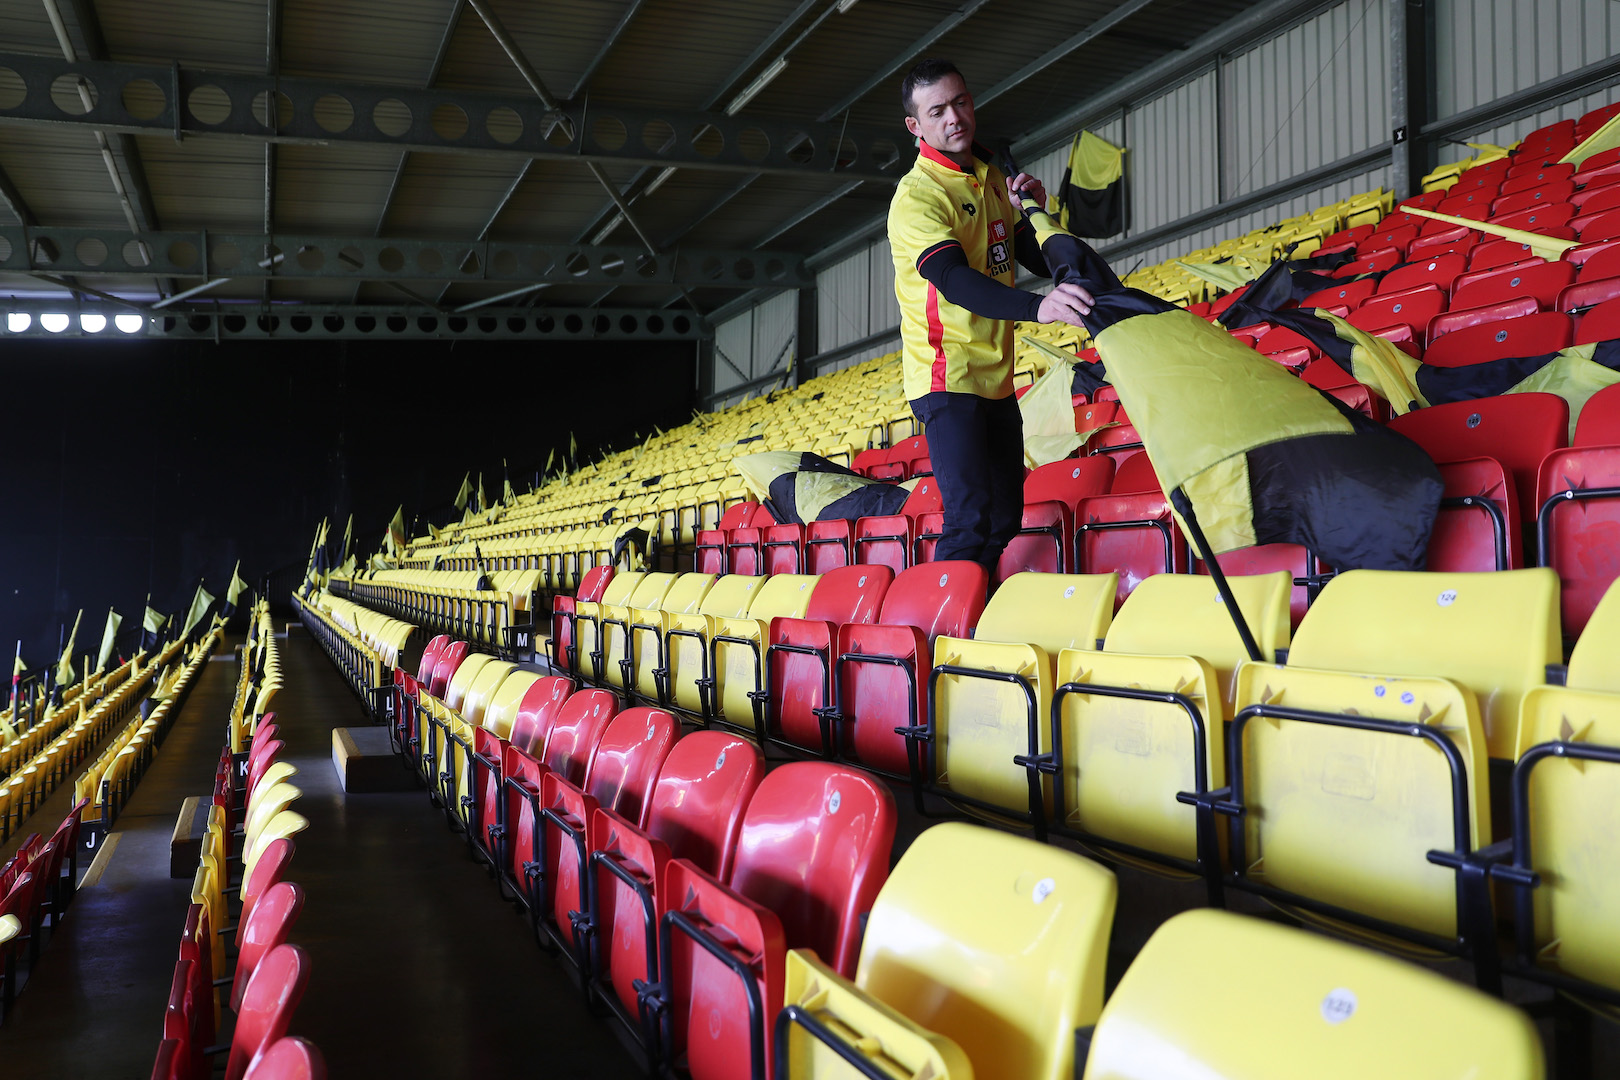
[{"xmin": 725, "ymin": 57, "xmax": 788, "ymax": 116}]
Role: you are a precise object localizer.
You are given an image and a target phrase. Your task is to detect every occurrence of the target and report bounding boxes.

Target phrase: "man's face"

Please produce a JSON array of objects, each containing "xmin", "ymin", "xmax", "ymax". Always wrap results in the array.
[{"xmin": 905, "ymin": 73, "xmax": 975, "ymax": 160}]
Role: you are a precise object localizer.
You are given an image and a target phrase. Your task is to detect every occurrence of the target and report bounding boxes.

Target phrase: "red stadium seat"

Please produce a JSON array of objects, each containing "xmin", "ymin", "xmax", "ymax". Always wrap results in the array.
[
  {"xmin": 235, "ymin": 838, "xmax": 295, "ymax": 949},
  {"xmin": 550, "ymin": 566, "xmax": 615, "ymax": 674},
  {"xmin": 1537, "ymin": 446, "xmax": 1620, "ymax": 637},
  {"xmin": 1379, "ymin": 252, "xmax": 1467, "ymax": 296},
  {"xmin": 1574, "ymin": 208, "xmax": 1620, "ymax": 242},
  {"xmin": 242, "ymin": 1038, "xmax": 326, "ymax": 1080},
  {"xmin": 658, "ymin": 763, "xmax": 894, "ymax": 1080},
  {"xmin": 804, "ymin": 519, "xmax": 853, "ymax": 574},
  {"xmin": 427, "ymin": 639, "xmax": 470, "ymax": 699},
  {"xmin": 540, "ymin": 707, "xmax": 677, "ymax": 963},
  {"xmin": 1321, "ymin": 223, "xmax": 1374, "ymax": 249},
  {"xmin": 1436, "ymin": 190, "xmax": 1498, "ymax": 217},
  {"xmin": 835, "ymin": 562, "xmax": 986, "ymax": 777},
  {"xmin": 725, "ymin": 526, "xmax": 763, "ymax": 576},
  {"xmin": 232, "ymin": 882, "xmax": 304, "ymax": 1011},
  {"xmin": 849, "ymin": 447, "xmax": 886, "ymax": 477},
  {"xmin": 760, "ymin": 523, "xmax": 805, "ymax": 575},
  {"xmin": 1398, "ymin": 189, "xmax": 1448, "ymax": 211},
  {"xmin": 1406, "ymin": 227, "xmax": 1478, "ymax": 262},
  {"xmin": 1501, "ymin": 162, "xmax": 1575, "ymax": 192},
  {"xmin": 1389, "ymin": 393, "xmax": 1569, "ymax": 541},
  {"xmin": 764, "ymin": 564, "xmax": 893, "ymax": 755},
  {"xmin": 1075, "ymin": 490, "xmax": 1188, "ymax": 608},
  {"xmin": 587, "ymin": 731, "xmax": 764, "ymax": 1041},
  {"xmin": 1087, "ymin": 419, "xmax": 1145, "ymax": 468},
  {"xmin": 1449, "ymin": 260, "xmax": 1574, "ymax": 313},
  {"xmin": 1576, "ymin": 241, "xmax": 1620, "ymax": 280},
  {"xmin": 1332, "ymin": 246, "xmax": 1401, "ymax": 277},
  {"xmin": 1558, "ymin": 278, "xmax": 1620, "ymax": 323},
  {"xmin": 1468, "ymin": 239, "xmax": 1544, "ymax": 271},
  {"xmin": 1491, "ymin": 180, "xmax": 1573, "ymax": 217},
  {"xmin": 1254, "ymin": 325, "xmax": 1325, "ymax": 362},
  {"xmin": 1489, "ymin": 202, "xmax": 1576, "ymax": 233},
  {"xmin": 1428, "ymin": 457, "xmax": 1519, "ymax": 572},
  {"xmin": 508, "ymin": 675, "xmax": 573, "ymax": 754},
  {"xmin": 854, "ymin": 477, "xmax": 941, "ymax": 574},
  {"xmin": 1425, "ymin": 309, "xmax": 1571, "ymax": 361},
  {"xmin": 1357, "ymin": 284, "xmax": 1447, "ymax": 337},
  {"xmin": 1109, "ymin": 450, "xmax": 1161, "ymax": 494},
  {"xmin": 1426, "ymin": 297, "xmax": 1542, "ymax": 345},
  {"xmin": 501, "ymin": 743, "xmax": 549, "ymax": 911},
  {"xmin": 539, "ymin": 688, "xmax": 618, "ymax": 785},
  {"xmin": 1575, "ymin": 383, "xmax": 1620, "ymax": 445},
  {"xmin": 1000, "ymin": 457, "xmax": 1114, "ymax": 576},
  {"xmin": 1302, "ymin": 277, "xmax": 1377, "ymax": 309},
  {"xmin": 1570, "ymin": 181, "xmax": 1620, "ymax": 216},
  {"xmin": 225, "ymin": 945, "xmax": 311, "ymax": 1080},
  {"xmin": 1360, "ymin": 222, "xmax": 1420, "ymax": 255},
  {"xmin": 415, "ymin": 634, "xmax": 451, "ymax": 683}
]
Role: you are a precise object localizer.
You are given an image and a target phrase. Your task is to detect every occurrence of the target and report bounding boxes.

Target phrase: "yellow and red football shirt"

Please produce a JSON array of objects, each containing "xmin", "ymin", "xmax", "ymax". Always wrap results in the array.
[{"xmin": 888, "ymin": 140, "xmax": 1022, "ymax": 401}]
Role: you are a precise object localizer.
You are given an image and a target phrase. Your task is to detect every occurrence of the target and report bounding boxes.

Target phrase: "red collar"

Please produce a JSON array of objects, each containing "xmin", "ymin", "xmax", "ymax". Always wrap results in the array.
[{"xmin": 918, "ymin": 138, "xmax": 975, "ymax": 174}]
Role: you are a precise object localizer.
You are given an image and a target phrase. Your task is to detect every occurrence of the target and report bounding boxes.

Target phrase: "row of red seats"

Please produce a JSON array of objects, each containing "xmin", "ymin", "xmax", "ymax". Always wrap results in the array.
[
  {"xmin": 0, "ymin": 800, "xmax": 84, "ymax": 1019},
  {"xmin": 156, "ymin": 689, "xmax": 322, "ymax": 1079},
  {"xmin": 395, "ymin": 638, "xmax": 895, "ymax": 1078}
]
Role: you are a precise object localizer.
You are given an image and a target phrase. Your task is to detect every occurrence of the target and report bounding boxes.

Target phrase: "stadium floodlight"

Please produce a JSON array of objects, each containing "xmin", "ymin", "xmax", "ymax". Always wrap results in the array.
[
  {"xmin": 6, "ymin": 313, "xmax": 30, "ymax": 332},
  {"xmin": 725, "ymin": 57, "xmax": 788, "ymax": 116},
  {"xmin": 836, "ymin": 0, "xmax": 860, "ymax": 12},
  {"xmin": 40, "ymin": 313, "xmax": 69, "ymax": 332},
  {"xmin": 80, "ymin": 313, "xmax": 107, "ymax": 333},
  {"xmin": 115, "ymin": 313, "xmax": 145, "ymax": 333}
]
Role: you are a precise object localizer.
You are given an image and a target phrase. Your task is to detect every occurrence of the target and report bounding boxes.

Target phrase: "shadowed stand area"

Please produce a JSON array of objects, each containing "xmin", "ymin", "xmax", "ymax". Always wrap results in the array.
[{"xmin": 0, "ymin": 631, "xmax": 639, "ymax": 1079}]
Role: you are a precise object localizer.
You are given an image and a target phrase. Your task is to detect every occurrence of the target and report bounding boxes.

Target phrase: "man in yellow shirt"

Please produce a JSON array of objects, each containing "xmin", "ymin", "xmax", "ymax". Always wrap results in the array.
[{"xmin": 888, "ymin": 58, "xmax": 1093, "ymax": 576}]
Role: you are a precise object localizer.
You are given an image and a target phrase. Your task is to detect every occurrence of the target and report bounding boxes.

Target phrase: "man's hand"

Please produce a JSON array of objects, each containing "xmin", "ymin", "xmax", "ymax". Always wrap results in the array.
[
  {"xmin": 1037, "ymin": 283, "xmax": 1094, "ymax": 327},
  {"xmin": 1005, "ymin": 171, "xmax": 1046, "ymax": 208}
]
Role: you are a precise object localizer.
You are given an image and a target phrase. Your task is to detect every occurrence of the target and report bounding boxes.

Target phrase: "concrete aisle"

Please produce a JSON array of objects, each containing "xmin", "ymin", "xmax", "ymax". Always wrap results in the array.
[{"xmin": 0, "ymin": 632, "xmax": 639, "ymax": 1079}]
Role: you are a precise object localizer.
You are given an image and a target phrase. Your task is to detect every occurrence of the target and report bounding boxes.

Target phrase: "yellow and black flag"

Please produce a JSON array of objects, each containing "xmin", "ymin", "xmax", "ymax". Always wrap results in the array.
[
  {"xmin": 1002, "ymin": 147, "xmax": 1442, "ymax": 573},
  {"xmin": 141, "ymin": 599, "xmax": 167, "ymax": 653},
  {"xmin": 225, "ymin": 561, "xmax": 250, "ymax": 615},
  {"xmin": 386, "ymin": 505, "xmax": 406, "ymax": 556},
  {"xmin": 452, "ymin": 473, "xmax": 473, "ymax": 512},
  {"xmin": 182, "ymin": 582, "xmax": 215, "ymax": 638},
  {"xmin": 55, "ymin": 608, "xmax": 83, "ymax": 689},
  {"xmin": 1058, "ymin": 130, "xmax": 1126, "ymax": 238},
  {"xmin": 96, "ymin": 607, "xmax": 122, "ymax": 674},
  {"xmin": 736, "ymin": 450, "xmax": 913, "ymax": 525}
]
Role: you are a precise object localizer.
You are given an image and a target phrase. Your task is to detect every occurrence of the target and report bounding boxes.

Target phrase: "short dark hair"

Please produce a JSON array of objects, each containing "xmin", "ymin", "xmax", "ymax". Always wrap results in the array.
[{"xmin": 901, "ymin": 58, "xmax": 963, "ymax": 117}]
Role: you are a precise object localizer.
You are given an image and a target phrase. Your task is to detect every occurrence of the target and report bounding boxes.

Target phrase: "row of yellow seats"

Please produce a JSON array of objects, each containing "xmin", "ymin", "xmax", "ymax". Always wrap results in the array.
[
  {"xmin": 344, "ymin": 567, "xmax": 539, "ymax": 647},
  {"xmin": 780, "ymin": 823, "xmax": 1540, "ymax": 1080},
  {"xmin": 928, "ymin": 567, "xmax": 1618, "ymax": 1001},
  {"xmin": 294, "ymin": 593, "xmax": 390, "ymax": 699},
  {"xmin": 0, "ymin": 660, "xmax": 151, "ymax": 840},
  {"xmin": 574, "ymin": 570, "xmax": 821, "ymax": 725},
  {"xmin": 76, "ymin": 631, "xmax": 220, "ymax": 823},
  {"xmin": 313, "ymin": 594, "xmax": 413, "ymax": 668},
  {"xmin": 0, "ymin": 661, "xmax": 133, "ymax": 775},
  {"xmin": 230, "ymin": 607, "xmax": 281, "ymax": 752}
]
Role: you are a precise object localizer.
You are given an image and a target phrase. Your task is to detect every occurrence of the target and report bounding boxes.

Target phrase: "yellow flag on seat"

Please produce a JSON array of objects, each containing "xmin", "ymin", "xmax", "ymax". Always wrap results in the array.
[
  {"xmin": 96, "ymin": 608, "xmax": 122, "ymax": 674},
  {"xmin": 55, "ymin": 609, "xmax": 83, "ymax": 688}
]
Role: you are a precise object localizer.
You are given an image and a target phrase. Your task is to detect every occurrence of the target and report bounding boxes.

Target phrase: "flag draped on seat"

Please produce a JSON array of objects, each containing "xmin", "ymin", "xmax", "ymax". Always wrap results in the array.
[{"xmin": 735, "ymin": 451, "xmax": 914, "ymax": 525}]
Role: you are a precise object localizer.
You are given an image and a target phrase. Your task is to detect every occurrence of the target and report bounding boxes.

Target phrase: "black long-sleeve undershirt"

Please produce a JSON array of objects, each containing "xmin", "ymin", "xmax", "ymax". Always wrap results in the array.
[{"xmin": 916, "ymin": 220, "xmax": 1050, "ymax": 323}]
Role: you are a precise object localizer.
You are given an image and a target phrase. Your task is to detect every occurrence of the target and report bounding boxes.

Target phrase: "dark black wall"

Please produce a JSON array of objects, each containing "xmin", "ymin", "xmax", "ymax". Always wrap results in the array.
[{"xmin": 0, "ymin": 334, "xmax": 696, "ymax": 672}]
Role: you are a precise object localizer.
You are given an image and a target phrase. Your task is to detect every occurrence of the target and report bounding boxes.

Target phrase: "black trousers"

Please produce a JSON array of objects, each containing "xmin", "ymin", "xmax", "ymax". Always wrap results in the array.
[{"xmin": 908, "ymin": 391, "xmax": 1025, "ymax": 575}]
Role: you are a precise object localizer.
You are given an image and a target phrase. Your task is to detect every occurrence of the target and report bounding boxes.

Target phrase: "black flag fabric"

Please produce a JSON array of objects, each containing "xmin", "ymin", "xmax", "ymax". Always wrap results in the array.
[{"xmin": 1058, "ymin": 131, "xmax": 1127, "ymax": 238}]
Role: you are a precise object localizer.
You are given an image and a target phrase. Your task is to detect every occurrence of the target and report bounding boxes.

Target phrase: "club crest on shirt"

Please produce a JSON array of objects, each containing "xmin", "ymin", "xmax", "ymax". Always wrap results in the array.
[
  {"xmin": 990, "ymin": 220, "xmax": 1007, "ymax": 242},
  {"xmin": 961, "ymin": 202, "xmax": 976, "ymax": 216}
]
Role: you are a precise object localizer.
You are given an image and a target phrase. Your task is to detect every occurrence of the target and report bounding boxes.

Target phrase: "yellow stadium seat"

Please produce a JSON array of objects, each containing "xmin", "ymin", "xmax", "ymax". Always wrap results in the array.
[
  {"xmin": 708, "ymin": 573, "xmax": 818, "ymax": 731},
  {"xmin": 1051, "ymin": 571, "xmax": 1290, "ymax": 900},
  {"xmin": 1082, "ymin": 909, "xmax": 1543, "ymax": 1080},
  {"xmin": 482, "ymin": 671, "xmax": 542, "ymax": 740},
  {"xmin": 460, "ymin": 660, "xmax": 518, "ymax": 727},
  {"xmin": 1565, "ymin": 579, "xmax": 1620, "ymax": 696},
  {"xmin": 1224, "ymin": 661, "xmax": 1492, "ymax": 965},
  {"xmin": 577, "ymin": 571, "xmax": 645, "ymax": 683},
  {"xmin": 778, "ymin": 948, "xmax": 971, "ymax": 1080},
  {"xmin": 928, "ymin": 573, "xmax": 1116, "ymax": 834},
  {"xmin": 1499, "ymin": 675, "xmax": 1620, "ymax": 1003},
  {"xmin": 242, "ymin": 810, "xmax": 309, "ymax": 880},
  {"xmin": 601, "ymin": 572, "xmax": 678, "ymax": 689},
  {"xmin": 858, "ymin": 823, "xmax": 1115, "ymax": 1080},
  {"xmin": 1287, "ymin": 569, "xmax": 1558, "ymax": 759},
  {"xmin": 665, "ymin": 574, "xmax": 765, "ymax": 714},
  {"xmin": 632, "ymin": 572, "xmax": 716, "ymax": 704}
]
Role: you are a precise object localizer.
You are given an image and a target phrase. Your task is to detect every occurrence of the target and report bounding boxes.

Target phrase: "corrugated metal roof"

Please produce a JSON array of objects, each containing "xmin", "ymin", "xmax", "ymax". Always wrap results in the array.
[{"xmin": 0, "ymin": 0, "xmax": 1273, "ymax": 314}]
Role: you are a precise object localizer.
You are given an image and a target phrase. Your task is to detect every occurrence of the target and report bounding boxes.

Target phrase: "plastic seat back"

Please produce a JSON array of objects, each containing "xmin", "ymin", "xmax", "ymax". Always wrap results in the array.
[
  {"xmin": 1075, "ymin": 490, "xmax": 1188, "ymax": 607},
  {"xmin": 232, "ymin": 882, "xmax": 304, "ymax": 1011},
  {"xmin": 576, "ymin": 565, "xmax": 615, "ymax": 603},
  {"xmin": 1574, "ymin": 382, "xmax": 1620, "ymax": 444},
  {"xmin": 1108, "ymin": 451, "xmax": 1160, "ymax": 494},
  {"xmin": 226, "ymin": 944, "xmax": 311, "ymax": 1080},
  {"xmin": 1389, "ymin": 392, "xmax": 1568, "ymax": 540},
  {"xmin": 1423, "ymin": 310, "xmax": 1573, "ymax": 365},
  {"xmin": 973, "ymin": 572, "xmax": 1117, "ymax": 655},
  {"xmin": 1567, "ymin": 581, "xmax": 1620, "ymax": 694},
  {"xmin": 1083, "ymin": 909, "xmax": 1543, "ymax": 1080},
  {"xmin": 801, "ymin": 563, "xmax": 891, "ymax": 625},
  {"xmin": 540, "ymin": 688, "xmax": 618, "ymax": 785},
  {"xmin": 1536, "ymin": 446, "xmax": 1620, "ymax": 637},
  {"xmin": 237, "ymin": 839, "xmax": 296, "ymax": 947},
  {"xmin": 729, "ymin": 763, "xmax": 895, "ymax": 975},
  {"xmin": 859, "ymin": 823, "xmax": 1116, "ymax": 1080},
  {"xmin": 508, "ymin": 675, "xmax": 573, "ymax": 754},
  {"xmin": 1379, "ymin": 252, "xmax": 1467, "ymax": 296},
  {"xmin": 645, "ymin": 731, "xmax": 765, "ymax": 879},
  {"xmin": 1289, "ymin": 568, "xmax": 1560, "ymax": 759},
  {"xmin": 582, "ymin": 707, "xmax": 678, "ymax": 827},
  {"xmin": 1428, "ymin": 457, "xmax": 1519, "ymax": 572},
  {"xmin": 460, "ymin": 660, "xmax": 517, "ymax": 727},
  {"xmin": 427, "ymin": 640, "xmax": 471, "ymax": 699},
  {"xmin": 242, "ymin": 1037, "xmax": 326, "ymax": 1080},
  {"xmin": 443, "ymin": 652, "xmax": 494, "ymax": 713},
  {"xmin": 481, "ymin": 671, "xmax": 542, "ymax": 740},
  {"xmin": 1451, "ymin": 259, "xmax": 1574, "ymax": 312},
  {"xmin": 416, "ymin": 634, "xmax": 451, "ymax": 683}
]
